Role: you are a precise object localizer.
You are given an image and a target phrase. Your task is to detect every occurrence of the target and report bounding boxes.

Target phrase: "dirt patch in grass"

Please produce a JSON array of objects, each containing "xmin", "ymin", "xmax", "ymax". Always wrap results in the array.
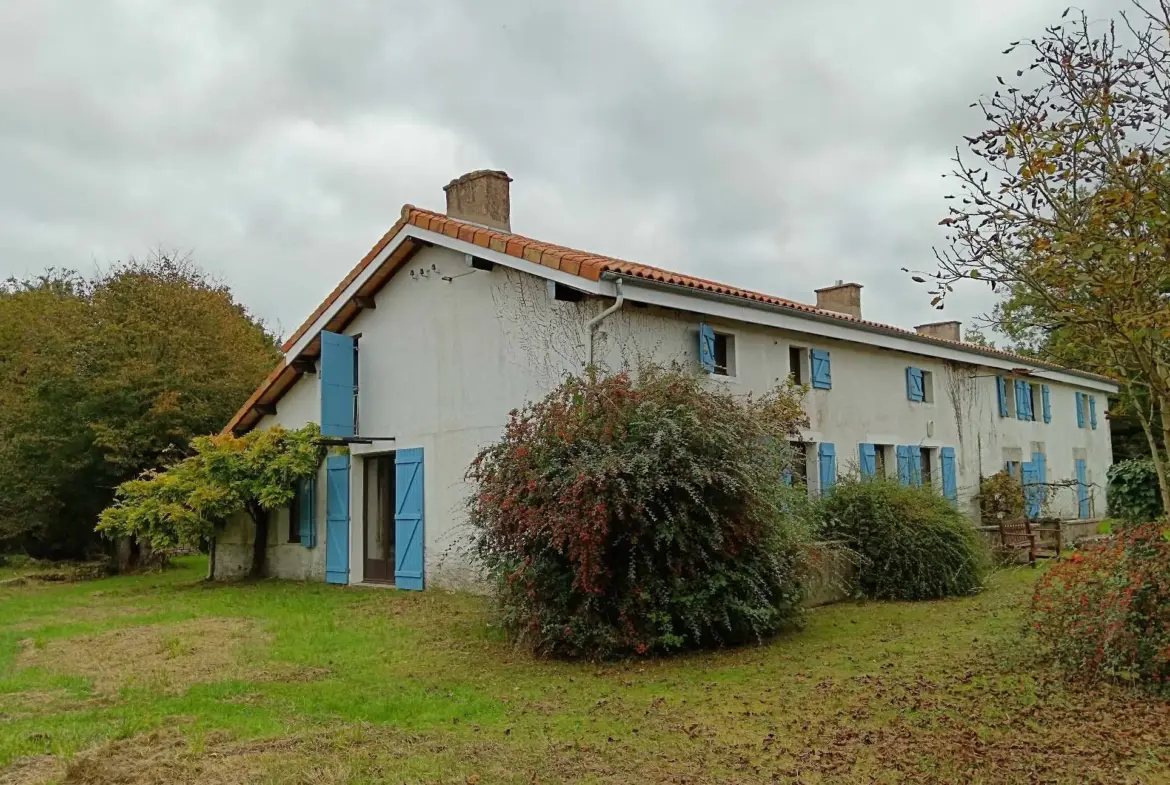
[{"xmin": 14, "ymin": 618, "xmax": 269, "ymax": 696}]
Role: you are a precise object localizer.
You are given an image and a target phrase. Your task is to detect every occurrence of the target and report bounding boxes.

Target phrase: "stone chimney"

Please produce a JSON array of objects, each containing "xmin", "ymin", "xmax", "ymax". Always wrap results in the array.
[
  {"xmin": 915, "ymin": 320, "xmax": 962, "ymax": 342},
  {"xmin": 815, "ymin": 281, "xmax": 863, "ymax": 319},
  {"xmin": 443, "ymin": 169, "xmax": 512, "ymax": 231}
]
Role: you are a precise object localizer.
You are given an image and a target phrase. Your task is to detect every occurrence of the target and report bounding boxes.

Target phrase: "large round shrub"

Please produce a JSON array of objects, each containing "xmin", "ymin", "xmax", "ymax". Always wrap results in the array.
[
  {"xmin": 1031, "ymin": 523, "xmax": 1170, "ymax": 688},
  {"xmin": 815, "ymin": 477, "xmax": 988, "ymax": 600},
  {"xmin": 466, "ymin": 366, "xmax": 811, "ymax": 659}
]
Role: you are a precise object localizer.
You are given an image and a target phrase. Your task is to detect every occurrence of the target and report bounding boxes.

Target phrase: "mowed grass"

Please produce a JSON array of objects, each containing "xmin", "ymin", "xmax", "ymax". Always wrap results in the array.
[{"xmin": 1, "ymin": 557, "xmax": 1168, "ymax": 784}]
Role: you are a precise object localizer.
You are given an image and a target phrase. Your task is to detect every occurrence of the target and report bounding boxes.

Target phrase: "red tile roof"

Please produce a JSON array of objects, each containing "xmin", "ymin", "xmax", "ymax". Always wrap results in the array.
[{"xmin": 225, "ymin": 205, "xmax": 1115, "ymax": 434}]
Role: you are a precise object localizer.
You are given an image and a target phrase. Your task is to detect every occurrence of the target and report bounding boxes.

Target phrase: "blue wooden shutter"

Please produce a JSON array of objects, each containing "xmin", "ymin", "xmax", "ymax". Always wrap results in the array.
[
  {"xmin": 941, "ymin": 447, "xmax": 957, "ymax": 502},
  {"xmin": 859, "ymin": 443, "xmax": 877, "ymax": 479},
  {"xmin": 394, "ymin": 447, "xmax": 426, "ymax": 591},
  {"xmin": 698, "ymin": 324, "xmax": 716, "ymax": 373},
  {"xmin": 298, "ymin": 475, "xmax": 316, "ymax": 548},
  {"xmin": 896, "ymin": 446, "xmax": 912, "ymax": 486},
  {"xmin": 1075, "ymin": 459, "xmax": 1090, "ymax": 518},
  {"xmin": 1075, "ymin": 392, "xmax": 1085, "ymax": 428},
  {"xmin": 996, "ymin": 376, "xmax": 1008, "ymax": 417},
  {"xmin": 811, "ymin": 350, "xmax": 832, "ymax": 389},
  {"xmin": 324, "ymin": 454, "xmax": 350, "ymax": 584},
  {"xmin": 1089, "ymin": 396, "xmax": 1097, "ymax": 429},
  {"xmin": 1022, "ymin": 462, "xmax": 1041, "ymax": 519},
  {"xmin": 906, "ymin": 367, "xmax": 924, "ymax": 402},
  {"xmin": 1041, "ymin": 385, "xmax": 1051, "ymax": 423},
  {"xmin": 818, "ymin": 443, "xmax": 836, "ymax": 492},
  {"xmin": 1015, "ymin": 380, "xmax": 1029, "ymax": 420},
  {"xmin": 911, "ymin": 448, "xmax": 923, "ymax": 487},
  {"xmin": 320, "ymin": 331, "xmax": 357, "ymax": 437}
]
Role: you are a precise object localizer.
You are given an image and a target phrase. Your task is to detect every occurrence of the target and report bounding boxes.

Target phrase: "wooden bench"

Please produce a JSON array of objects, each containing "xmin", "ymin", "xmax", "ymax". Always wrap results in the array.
[{"xmin": 996, "ymin": 517, "xmax": 1063, "ymax": 566}]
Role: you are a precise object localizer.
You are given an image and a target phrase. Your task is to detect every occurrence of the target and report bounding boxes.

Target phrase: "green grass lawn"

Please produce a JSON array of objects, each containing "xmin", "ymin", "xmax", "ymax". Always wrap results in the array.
[{"xmin": 1, "ymin": 558, "xmax": 1167, "ymax": 784}]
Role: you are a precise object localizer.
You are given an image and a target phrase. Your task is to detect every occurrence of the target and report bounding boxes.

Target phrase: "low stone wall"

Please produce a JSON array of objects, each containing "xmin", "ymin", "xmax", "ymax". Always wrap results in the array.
[{"xmin": 802, "ymin": 542, "xmax": 857, "ymax": 607}]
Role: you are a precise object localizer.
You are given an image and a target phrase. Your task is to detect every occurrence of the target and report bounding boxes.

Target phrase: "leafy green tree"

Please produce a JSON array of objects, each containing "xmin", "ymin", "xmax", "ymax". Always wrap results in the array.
[
  {"xmin": 98, "ymin": 425, "xmax": 324, "ymax": 578},
  {"xmin": 0, "ymin": 254, "xmax": 281, "ymax": 558},
  {"xmin": 922, "ymin": 1, "xmax": 1170, "ymax": 511},
  {"xmin": 0, "ymin": 272, "xmax": 106, "ymax": 557}
]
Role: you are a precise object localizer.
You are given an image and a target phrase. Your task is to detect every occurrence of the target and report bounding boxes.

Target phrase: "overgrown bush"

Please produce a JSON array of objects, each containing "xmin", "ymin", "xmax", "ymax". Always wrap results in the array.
[
  {"xmin": 815, "ymin": 476, "xmax": 989, "ymax": 600},
  {"xmin": 1107, "ymin": 459, "xmax": 1164, "ymax": 524},
  {"xmin": 1031, "ymin": 523, "xmax": 1170, "ymax": 688},
  {"xmin": 466, "ymin": 366, "xmax": 812, "ymax": 659},
  {"xmin": 979, "ymin": 471, "xmax": 1025, "ymax": 525}
]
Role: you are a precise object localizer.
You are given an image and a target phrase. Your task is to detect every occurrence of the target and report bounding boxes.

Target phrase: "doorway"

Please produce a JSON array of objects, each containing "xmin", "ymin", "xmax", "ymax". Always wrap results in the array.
[{"xmin": 363, "ymin": 453, "xmax": 395, "ymax": 583}]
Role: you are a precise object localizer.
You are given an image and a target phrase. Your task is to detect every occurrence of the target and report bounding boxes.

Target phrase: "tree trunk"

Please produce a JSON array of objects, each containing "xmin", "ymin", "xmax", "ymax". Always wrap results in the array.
[
  {"xmin": 1155, "ymin": 397, "xmax": 1170, "ymax": 516},
  {"xmin": 249, "ymin": 507, "xmax": 269, "ymax": 579},
  {"xmin": 207, "ymin": 536, "xmax": 217, "ymax": 581}
]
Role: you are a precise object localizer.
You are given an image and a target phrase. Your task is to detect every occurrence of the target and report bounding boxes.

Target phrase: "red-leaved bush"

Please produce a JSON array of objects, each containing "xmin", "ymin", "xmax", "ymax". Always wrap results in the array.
[
  {"xmin": 466, "ymin": 366, "xmax": 811, "ymax": 659},
  {"xmin": 1030, "ymin": 523, "xmax": 1170, "ymax": 688}
]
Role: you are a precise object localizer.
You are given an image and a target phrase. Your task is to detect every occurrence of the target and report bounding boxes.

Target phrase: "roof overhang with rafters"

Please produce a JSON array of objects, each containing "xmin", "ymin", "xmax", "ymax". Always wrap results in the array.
[{"xmin": 224, "ymin": 205, "xmax": 1119, "ymax": 435}]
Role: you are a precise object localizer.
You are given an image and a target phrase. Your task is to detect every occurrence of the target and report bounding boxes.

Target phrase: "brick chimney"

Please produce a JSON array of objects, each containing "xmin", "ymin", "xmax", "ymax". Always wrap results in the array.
[
  {"xmin": 915, "ymin": 320, "xmax": 962, "ymax": 342},
  {"xmin": 815, "ymin": 281, "xmax": 863, "ymax": 319},
  {"xmin": 443, "ymin": 170, "xmax": 512, "ymax": 231}
]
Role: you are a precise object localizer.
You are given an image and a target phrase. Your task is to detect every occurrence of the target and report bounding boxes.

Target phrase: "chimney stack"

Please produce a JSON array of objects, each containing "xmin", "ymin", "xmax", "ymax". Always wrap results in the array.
[
  {"xmin": 815, "ymin": 281, "xmax": 863, "ymax": 319},
  {"xmin": 915, "ymin": 320, "xmax": 962, "ymax": 342},
  {"xmin": 444, "ymin": 170, "xmax": 512, "ymax": 231}
]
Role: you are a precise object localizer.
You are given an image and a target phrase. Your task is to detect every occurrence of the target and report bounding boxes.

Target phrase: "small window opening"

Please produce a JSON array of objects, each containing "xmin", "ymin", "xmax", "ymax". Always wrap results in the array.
[
  {"xmin": 789, "ymin": 346, "xmax": 808, "ymax": 385},
  {"xmin": 712, "ymin": 333, "xmax": 736, "ymax": 377}
]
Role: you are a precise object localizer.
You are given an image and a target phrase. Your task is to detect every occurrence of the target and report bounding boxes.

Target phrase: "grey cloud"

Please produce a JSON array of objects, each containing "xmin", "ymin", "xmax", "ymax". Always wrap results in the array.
[{"xmin": 0, "ymin": 0, "xmax": 1131, "ymax": 339}]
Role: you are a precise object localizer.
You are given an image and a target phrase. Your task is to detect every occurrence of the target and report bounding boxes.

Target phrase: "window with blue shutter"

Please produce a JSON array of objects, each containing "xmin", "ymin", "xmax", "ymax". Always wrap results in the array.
[
  {"xmin": 1075, "ymin": 459, "xmax": 1090, "ymax": 518},
  {"xmin": 1089, "ymin": 396, "xmax": 1097, "ymax": 429},
  {"xmin": 1041, "ymin": 385, "xmax": 1051, "ymax": 423},
  {"xmin": 810, "ymin": 349, "xmax": 832, "ymax": 389},
  {"xmin": 320, "ymin": 331, "xmax": 357, "ymax": 438},
  {"xmin": 941, "ymin": 447, "xmax": 957, "ymax": 502},
  {"xmin": 911, "ymin": 448, "xmax": 924, "ymax": 487},
  {"xmin": 1015, "ymin": 379, "xmax": 1030, "ymax": 420},
  {"xmin": 817, "ymin": 443, "xmax": 836, "ymax": 492},
  {"xmin": 1075, "ymin": 392, "xmax": 1085, "ymax": 428},
  {"xmin": 394, "ymin": 447, "xmax": 426, "ymax": 591},
  {"xmin": 299, "ymin": 475, "xmax": 317, "ymax": 548},
  {"xmin": 997, "ymin": 376, "xmax": 1009, "ymax": 417},
  {"xmin": 698, "ymin": 323, "xmax": 716, "ymax": 373},
  {"xmin": 905, "ymin": 367, "xmax": 924, "ymax": 402},
  {"xmin": 324, "ymin": 454, "xmax": 350, "ymax": 584},
  {"xmin": 859, "ymin": 443, "xmax": 877, "ymax": 479}
]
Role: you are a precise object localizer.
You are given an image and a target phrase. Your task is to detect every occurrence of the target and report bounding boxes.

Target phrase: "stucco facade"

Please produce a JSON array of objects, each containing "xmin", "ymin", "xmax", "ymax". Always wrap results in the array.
[{"xmin": 217, "ymin": 239, "xmax": 1115, "ymax": 586}]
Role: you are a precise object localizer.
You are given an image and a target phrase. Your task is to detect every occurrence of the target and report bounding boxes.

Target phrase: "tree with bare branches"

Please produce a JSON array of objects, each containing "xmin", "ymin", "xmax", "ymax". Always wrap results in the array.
[{"xmin": 922, "ymin": 1, "xmax": 1170, "ymax": 511}]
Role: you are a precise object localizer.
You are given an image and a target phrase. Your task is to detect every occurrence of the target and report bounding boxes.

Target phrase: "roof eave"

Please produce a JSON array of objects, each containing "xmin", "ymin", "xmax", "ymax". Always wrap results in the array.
[{"xmin": 599, "ymin": 272, "xmax": 1119, "ymax": 392}]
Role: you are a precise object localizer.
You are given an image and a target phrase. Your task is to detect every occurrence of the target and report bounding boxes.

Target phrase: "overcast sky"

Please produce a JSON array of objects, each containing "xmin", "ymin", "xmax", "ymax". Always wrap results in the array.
[{"xmin": 0, "ymin": 0, "xmax": 1128, "ymax": 340}]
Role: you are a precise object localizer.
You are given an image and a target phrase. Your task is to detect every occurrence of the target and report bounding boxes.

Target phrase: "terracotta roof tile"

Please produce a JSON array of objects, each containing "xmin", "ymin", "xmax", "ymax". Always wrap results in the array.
[{"xmin": 225, "ymin": 202, "xmax": 1114, "ymax": 435}]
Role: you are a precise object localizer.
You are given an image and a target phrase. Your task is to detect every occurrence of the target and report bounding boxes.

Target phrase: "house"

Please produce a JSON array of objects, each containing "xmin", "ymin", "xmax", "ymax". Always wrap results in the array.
[{"xmin": 213, "ymin": 170, "xmax": 1118, "ymax": 586}]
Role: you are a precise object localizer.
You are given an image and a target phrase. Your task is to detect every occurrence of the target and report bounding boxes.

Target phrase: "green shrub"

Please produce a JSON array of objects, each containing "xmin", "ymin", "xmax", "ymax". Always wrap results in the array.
[
  {"xmin": 814, "ymin": 476, "xmax": 988, "ymax": 600},
  {"xmin": 466, "ymin": 366, "xmax": 812, "ymax": 659},
  {"xmin": 1107, "ymin": 459, "xmax": 1164, "ymax": 524},
  {"xmin": 1031, "ymin": 523, "xmax": 1170, "ymax": 688}
]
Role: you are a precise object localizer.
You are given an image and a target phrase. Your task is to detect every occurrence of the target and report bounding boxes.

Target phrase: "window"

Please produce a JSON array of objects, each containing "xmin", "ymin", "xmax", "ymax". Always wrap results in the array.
[
  {"xmin": 784, "ymin": 442, "xmax": 808, "ymax": 487},
  {"xmin": 698, "ymin": 324, "xmax": 735, "ymax": 377},
  {"xmin": 906, "ymin": 367, "xmax": 935, "ymax": 403},
  {"xmin": 1028, "ymin": 384, "xmax": 1041, "ymax": 422},
  {"xmin": 712, "ymin": 332, "xmax": 735, "ymax": 377},
  {"xmin": 288, "ymin": 486, "xmax": 302, "ymax": 544},
  {"xmin": 1003, "ymin": 378, "xmax": 1016, "ymax": 416},
  {"xmin": 876, "ymin": 445, "xmax": 895, "ymax": 478},
  {"xmin": 919, "ymin": 448, "xmax": 933, "ymax": 486},
  {"xmin": 789, "ymin": 346, "xmax": 807, "ymax": 385}
]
